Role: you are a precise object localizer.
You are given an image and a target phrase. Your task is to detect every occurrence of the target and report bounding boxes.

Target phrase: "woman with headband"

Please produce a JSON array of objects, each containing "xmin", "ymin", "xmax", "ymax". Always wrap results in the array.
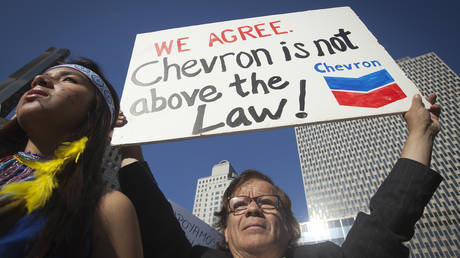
[{"xmin": 0, "ymin": 59, "xmax": 143, "ymax": 257}]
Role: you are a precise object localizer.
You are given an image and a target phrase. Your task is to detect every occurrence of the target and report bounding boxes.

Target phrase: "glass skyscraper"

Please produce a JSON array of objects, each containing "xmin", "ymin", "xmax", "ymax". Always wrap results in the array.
[{"xmin": 295, "ymin": 52, "xmax": 459, "ymax": 257}]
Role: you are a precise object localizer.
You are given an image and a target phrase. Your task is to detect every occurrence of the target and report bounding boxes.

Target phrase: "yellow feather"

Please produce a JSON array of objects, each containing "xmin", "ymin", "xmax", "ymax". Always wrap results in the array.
[
  {"xmin": 24, "ymin": 174, "xmax": 56, "ymax": 212},
  {"xmin": 0, "ymin": 174, "xmax": 56, "ymax": 213},
  {"xmin": 0, "ymin": 136, "xmax": 88, "ymax": 213},
  {"xmin": 16, "ymin": 157, "xmax": 64, "ymax": 175},
  {"xmin": 55, "ymin": 137, "xmax": 88, "ymax": 160}
]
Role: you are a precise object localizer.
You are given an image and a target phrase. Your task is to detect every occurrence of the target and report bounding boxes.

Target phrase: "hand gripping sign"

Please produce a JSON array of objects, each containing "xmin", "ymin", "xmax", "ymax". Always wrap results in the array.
[{"xmin": 112, "ymin": 6, "xmax": 423, "ymax": 146}]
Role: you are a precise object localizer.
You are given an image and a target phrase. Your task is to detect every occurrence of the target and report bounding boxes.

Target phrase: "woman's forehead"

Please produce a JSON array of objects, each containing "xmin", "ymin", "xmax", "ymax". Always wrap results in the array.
[
  {"xmin": 234, "ymin": 179, "xmax": 276, "ymax": 196},
  {"xmin": 45, "ymin": 67, "xmax": 89, "ymax": 81}
]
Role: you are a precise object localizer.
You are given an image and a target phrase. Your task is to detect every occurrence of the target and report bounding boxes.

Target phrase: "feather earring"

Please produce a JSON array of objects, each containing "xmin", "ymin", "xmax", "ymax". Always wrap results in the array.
[{"xmin": 0, "ymin": 137, "xmax": 88, "ymax": 213}]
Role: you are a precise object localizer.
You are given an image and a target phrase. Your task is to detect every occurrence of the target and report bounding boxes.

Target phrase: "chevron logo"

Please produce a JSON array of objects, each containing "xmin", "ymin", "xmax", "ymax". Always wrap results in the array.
[{"xmin": 324, "ymin": 69, "xmax": 406, "ymax": 108}]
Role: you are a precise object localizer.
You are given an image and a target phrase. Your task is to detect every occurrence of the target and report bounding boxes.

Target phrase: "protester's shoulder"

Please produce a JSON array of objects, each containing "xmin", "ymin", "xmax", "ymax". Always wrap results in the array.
[
  {"xmin": 190, "ymin": 245, "xmax": 233, "ymax": 258},
  {"xmin": 287, "ymin": 242, "xmax": 343, "ymax": 258},
  {"xmin": 96, "ymin": 190, "xmax": 136, "ymax": 220}
]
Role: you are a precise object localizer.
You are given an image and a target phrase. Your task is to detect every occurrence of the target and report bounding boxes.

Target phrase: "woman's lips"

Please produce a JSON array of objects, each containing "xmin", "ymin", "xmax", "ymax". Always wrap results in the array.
[
  {"xmin": 24, "ymin": 89, "xmax": 49, "ymax": 100},
  {"xmin": 244, "ymin": 224, "xmax": 266, "ymax": 230}
]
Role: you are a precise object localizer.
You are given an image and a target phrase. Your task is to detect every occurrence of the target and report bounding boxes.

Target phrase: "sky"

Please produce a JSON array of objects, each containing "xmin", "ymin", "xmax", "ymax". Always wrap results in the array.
[{"xmin": 1, "ymin": 0, "xmax": 459, "ymax": 222}]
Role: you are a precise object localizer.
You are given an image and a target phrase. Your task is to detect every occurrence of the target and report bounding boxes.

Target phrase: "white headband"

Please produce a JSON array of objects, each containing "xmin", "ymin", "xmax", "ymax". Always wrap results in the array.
[{"xmin": 47, "ymin": 64, "xmax": 115, "ymax": 123}]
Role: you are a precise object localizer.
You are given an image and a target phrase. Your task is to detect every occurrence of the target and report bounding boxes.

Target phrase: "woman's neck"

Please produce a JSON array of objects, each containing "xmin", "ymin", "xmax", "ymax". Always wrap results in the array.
[{"xmin": 24, "ymin": 134, "xmax": 67, "ymax": 156}]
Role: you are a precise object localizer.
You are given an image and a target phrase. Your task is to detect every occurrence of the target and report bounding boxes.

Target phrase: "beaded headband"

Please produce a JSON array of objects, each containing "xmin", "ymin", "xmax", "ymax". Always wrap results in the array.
[{"xmin": 46, "ymin": 64, "xmax": 116, "ymax": 123}]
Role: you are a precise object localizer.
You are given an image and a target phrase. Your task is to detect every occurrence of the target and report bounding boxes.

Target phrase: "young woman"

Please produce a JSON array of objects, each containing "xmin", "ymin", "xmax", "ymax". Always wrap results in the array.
[{"xmin": 0, "ymin": 58, "xmax": 143, "ymax": 258}]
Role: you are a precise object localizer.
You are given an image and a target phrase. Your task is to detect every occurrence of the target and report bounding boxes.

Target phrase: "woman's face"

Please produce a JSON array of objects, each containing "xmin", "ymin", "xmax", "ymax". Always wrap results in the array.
[
  {"xmin": 17, "ymin": 67, "xmax": 96, "ymax": 136},
  {"xmin": 224, "ymin": 179, "xmax": 290, "ymax": 257}
]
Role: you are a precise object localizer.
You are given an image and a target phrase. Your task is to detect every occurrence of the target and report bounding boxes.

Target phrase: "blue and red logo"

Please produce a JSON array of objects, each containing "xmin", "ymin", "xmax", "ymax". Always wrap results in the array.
[{"xmin": 324, "ymin": 69, "xmax": 406, "ymax": 108}]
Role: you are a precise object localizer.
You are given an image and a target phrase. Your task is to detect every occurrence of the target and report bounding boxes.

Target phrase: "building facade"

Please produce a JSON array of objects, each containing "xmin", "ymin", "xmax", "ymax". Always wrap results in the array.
[
  {"xmin": 101, "ymin": 145, "xmax": 122, "ymax": 190},
  {"xmin": 192, "ymin": 160, "xmax": 238, "ymax": 227},
  {"xmin": 298, "ymin": 216, "xmax": 355, "ymax": 246},
  {"xmin": 294, "ymin": 53, "xmax": 459, "ymax": 257}
]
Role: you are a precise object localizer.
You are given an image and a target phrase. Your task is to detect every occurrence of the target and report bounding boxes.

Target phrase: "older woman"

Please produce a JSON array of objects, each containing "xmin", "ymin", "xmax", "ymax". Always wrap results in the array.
[
  {"xmin": 0, "ymin": 59, "xmax": 143, "ymax": 258},
  {"xmin": 213, "ymin": 169, "xmax": 300, "ymax": 257},
  {"xmin": 118, "ymin": 93, "xmax": 442, "ymax": 258}
]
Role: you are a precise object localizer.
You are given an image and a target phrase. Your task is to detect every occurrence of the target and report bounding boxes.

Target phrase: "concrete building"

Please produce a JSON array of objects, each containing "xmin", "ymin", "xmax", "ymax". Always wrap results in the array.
[
  {"xmin": 192, "ymin": 160, "xmax": 238, "ymax": 227},
  {"xmin": 294, "ymin": 53, "xmax": 459, "ymax": 257},
  {"xmin": 101, "ymin": 145, "xmax": 122, "ymax": 190}
]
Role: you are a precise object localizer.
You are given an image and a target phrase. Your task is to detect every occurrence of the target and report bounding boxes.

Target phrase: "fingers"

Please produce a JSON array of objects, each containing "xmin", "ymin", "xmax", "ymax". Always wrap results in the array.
[
  {"xmin": 409, "ymin": 94, "xmax": 423, "ymax": 110},
  {"xmin": 427, "ymin": 93, "xmax": 441, "ymax": 119},
  {"xmin": 429, "ymin": 104, "xmax": 441, "ymax": 118},
  {"xmin": 115, "ymin": 111, "xmax": 128, "ymax": 128},
  {"xmin": 405, "ymin": 93, "xmax": 442, "ymax": 138},
  {"xmin": 427, "ymin": 93, "xmax": 437, "ymax": 105},
  {"xmin": 410, "ymin": 93, "xmax": 438, "ymax": 111},
  {"xmin": 109, "ymin": 111, "xmax": 128, "ymax": 140}
]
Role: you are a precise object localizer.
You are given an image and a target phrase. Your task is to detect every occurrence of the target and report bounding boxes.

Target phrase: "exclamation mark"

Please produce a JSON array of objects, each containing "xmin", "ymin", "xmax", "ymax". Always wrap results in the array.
[{"xmin": 296, "ymin": 79, "xmax": 308, "ymax": 118}]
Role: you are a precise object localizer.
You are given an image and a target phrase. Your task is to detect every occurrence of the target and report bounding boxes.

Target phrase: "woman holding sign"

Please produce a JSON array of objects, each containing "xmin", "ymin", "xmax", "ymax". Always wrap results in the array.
[
  {"xmin": 118, "ymin": 93, "xmax": 442, "ymax": 258},
  {"xmin": 0, "ymin": 59, "xmax": 143, "ymax": 258}
]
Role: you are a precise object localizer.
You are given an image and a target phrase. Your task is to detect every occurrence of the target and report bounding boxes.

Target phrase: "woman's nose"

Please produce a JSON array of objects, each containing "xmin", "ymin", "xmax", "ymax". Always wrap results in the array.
[
  {"xmin": 31, "ymin": 74, "xmax": 53, "ymax": 89},
  {"xmin": 245, "ymin": 199, "xmax": 264, "ymax": 216}
]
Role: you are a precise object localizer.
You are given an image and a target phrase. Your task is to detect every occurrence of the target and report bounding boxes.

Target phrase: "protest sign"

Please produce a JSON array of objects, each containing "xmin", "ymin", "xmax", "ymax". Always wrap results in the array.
[
  {"xmin": 169, "ymin": 200, "xmax": 223, "ymax": 248},
  {"xmin": 112, "ymin": 6, "xmax": 422, "ymax": 145}
]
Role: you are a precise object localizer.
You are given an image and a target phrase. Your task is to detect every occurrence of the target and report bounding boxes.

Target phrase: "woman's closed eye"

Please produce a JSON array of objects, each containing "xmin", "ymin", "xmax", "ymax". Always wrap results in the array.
[
  {"xmin": 233, "ymin": 201, "xmax": 248, "ymax": 209},
  {"xmin": 63, "ymin": 77, "xmax": 78, "ymax": 83},
  {"xmin": 259, "ymin": 199, "xmax": 275, "ymax": 205}
]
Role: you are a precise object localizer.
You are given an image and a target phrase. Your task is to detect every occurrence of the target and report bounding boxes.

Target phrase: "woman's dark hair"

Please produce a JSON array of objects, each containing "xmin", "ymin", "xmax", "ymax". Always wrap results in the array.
[
  {"xmin": 0, "ymin": 57, "xmax": 120, "ymax": 257},
  {"xmin": 214, "ymin": 169, "xmax": 301, "ymax": 250}
]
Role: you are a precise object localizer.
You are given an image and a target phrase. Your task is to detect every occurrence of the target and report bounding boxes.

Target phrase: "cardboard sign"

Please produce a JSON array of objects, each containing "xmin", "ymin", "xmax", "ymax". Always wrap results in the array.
[
  {"xmin": 169, "ymin": 200, "xmax": 223, "ymax": 248},
  {"xmin": 112, "ymin": 6, "xmax": 421, "ymax": 145}
]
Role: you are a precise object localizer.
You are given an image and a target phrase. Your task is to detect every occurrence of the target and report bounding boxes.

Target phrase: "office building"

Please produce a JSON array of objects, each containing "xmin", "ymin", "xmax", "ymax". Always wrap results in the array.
[
  {"xmin": 0, "ymin": 47, "xmax": 69, "ymax": 118},
  {"xmin": 101, "ymin": 145, "xmax": 122, "ymax": 190},
  {"xmin": 192, "ymin": 160, "xmax": 238, "ymax": 227},
  {"xmin": 298, "ymin": 216, "xmax": 355, "ymax": 246},
  {"xmin": 294, "ymin": 52, "xmax": 459, "ymax": 257}
]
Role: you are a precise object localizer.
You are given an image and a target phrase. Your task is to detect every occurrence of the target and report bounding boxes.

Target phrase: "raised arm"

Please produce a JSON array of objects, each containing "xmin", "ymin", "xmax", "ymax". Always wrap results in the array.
[
  {"xmin": 341, "ymin": 94, "xmax": 443, "ymax": 258},
  {"xmin": 115, "ymin": 112, "xmax": 192, "ymax": 258},
  {"xmin": 400, "ymin": 93, "xmax": 441, "ymax": 166}
]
